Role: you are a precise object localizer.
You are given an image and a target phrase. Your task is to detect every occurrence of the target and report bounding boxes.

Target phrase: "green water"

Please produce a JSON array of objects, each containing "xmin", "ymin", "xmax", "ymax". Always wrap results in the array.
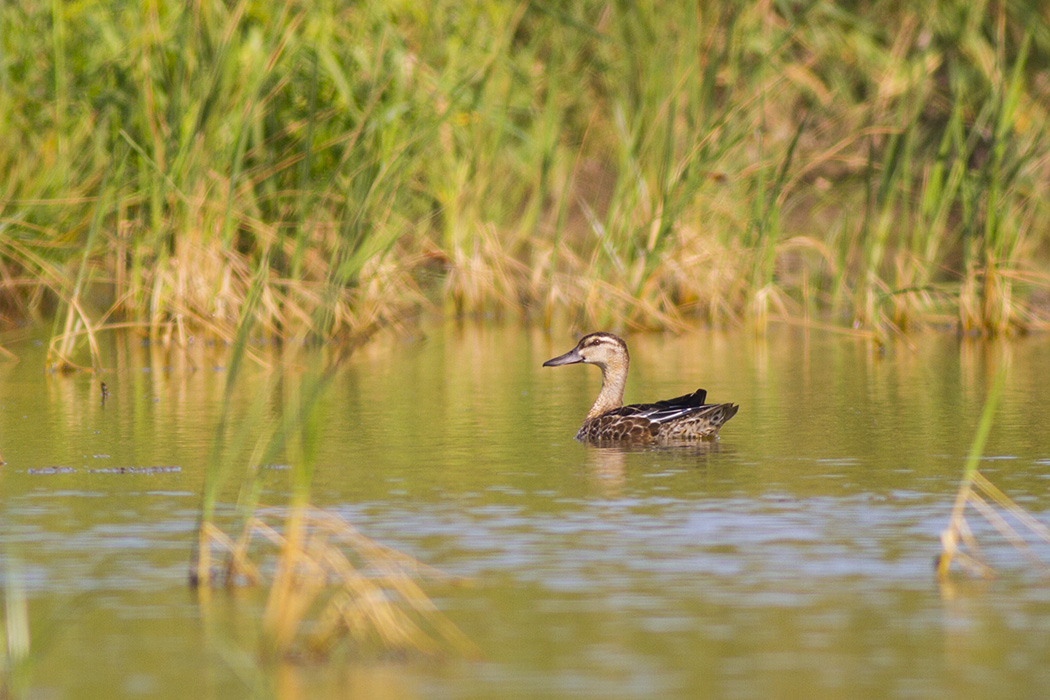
[{"xmin": 3, "ymin": 325, "xmax": 1050, "ymax": 699}]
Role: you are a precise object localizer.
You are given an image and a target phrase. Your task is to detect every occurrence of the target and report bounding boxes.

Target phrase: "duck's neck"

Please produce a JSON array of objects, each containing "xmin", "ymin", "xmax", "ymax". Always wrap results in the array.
[{"xmin": 587, "ymin": 357, "xmax": 629, "ymax": 419}]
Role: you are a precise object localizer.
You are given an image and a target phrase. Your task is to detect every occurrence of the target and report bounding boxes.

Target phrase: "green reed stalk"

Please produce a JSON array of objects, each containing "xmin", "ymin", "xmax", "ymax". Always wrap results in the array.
[
  {"xmin": 977, "ymin": 29, "xmax": 1033, "ymax": 335},
  {"xmin": 937, "ymin": 364, "xmax": 1008, "ymax": 579},
  {"xmin": 193, "ymin": 257, "xmax": 267, "ymax": 585},
  {"xmin": 1, "ymin": 556, "xmax": 31, "ymax": 698},
  {"xmin": 49, "ymin": 0, "xmax": 68, "ymax": 181}
]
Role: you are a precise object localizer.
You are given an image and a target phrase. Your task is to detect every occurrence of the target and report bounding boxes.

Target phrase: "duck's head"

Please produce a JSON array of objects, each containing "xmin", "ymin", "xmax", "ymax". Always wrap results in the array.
[{"xmin": 542, "ymin": 332, "xmax": 629, "ymax": 371}]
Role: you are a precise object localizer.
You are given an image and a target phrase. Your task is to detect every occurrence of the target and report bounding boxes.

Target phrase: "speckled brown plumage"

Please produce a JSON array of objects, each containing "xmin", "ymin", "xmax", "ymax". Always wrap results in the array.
[{"xmin": 543, "ymin": 333, "xmax": 738, "ymax": 444}]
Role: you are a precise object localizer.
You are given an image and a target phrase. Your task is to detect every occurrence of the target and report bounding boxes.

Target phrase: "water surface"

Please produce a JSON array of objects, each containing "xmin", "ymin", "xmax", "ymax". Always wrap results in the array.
[{"xmin": 2, "ymin": 325, "xmax": 1050, "ymax": 699}]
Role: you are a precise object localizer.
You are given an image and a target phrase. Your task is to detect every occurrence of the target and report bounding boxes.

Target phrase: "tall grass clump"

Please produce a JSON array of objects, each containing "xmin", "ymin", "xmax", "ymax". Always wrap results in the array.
[
  {"xmin": 2, "ymin": 1, "xmax": 1050, "ymax": 353},
  {"xmin": 190, "ymin": 299, "xmax": 473, "ymax": 659}
]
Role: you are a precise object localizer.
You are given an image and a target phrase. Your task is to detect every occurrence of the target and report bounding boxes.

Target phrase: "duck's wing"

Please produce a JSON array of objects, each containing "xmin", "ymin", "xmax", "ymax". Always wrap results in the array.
[{"xmin": 614, "ymin": 388, "xmax": 709, "ymax": 425}]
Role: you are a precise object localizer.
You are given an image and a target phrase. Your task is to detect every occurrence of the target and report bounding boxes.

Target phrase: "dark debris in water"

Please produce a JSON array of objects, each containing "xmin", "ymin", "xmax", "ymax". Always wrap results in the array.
[
  {"xmin": 88, "ymin": 466, "xmax": 181, "ymax": 475},
  {"xmin": 27, "ymin": 465, "xmax": 181, "ymax": 475},
  {"xmin": 27, "ymin": 466, "xmax": 77, "ymax": 475}
]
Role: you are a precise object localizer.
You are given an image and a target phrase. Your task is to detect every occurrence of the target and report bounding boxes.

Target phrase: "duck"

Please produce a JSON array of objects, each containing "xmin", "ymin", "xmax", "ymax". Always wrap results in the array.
[{"xmin": 543, "ymin": 332, "xmax": 738, "ymax": 443}]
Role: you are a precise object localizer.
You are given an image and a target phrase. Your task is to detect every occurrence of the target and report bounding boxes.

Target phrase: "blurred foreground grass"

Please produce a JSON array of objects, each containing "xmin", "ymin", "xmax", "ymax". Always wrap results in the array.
[{"xmin": 2, "ymin": 0, "xmax": 1049, "ymax": 363}]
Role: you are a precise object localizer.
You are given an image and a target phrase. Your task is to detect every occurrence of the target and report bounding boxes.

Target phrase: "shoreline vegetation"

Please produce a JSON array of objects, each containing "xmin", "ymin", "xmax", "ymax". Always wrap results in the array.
[{"xmin": 2, "ymin": 2, "xmax": 1050, "ymax": 367}]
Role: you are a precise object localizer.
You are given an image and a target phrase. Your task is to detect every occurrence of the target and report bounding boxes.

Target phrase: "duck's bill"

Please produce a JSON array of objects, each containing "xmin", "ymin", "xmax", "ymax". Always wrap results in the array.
[{"xmin": 543, "ymin": 347, "xmax": 583, "ymax": 367}]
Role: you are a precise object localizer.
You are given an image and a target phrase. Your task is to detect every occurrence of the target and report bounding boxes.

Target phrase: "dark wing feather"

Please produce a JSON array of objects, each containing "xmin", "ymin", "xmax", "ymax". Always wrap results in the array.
[{"xmin": 610, "ymin": 388, "xmax": 709, "ymax": 425}]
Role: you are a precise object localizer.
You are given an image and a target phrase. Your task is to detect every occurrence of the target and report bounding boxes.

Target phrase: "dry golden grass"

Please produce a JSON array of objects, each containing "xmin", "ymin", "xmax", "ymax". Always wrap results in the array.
[
  {"xmin": 194, "ymin": 505, "xmax": 476, "ymax": 660},
  {"xmin": 937, "ymin": 366, "xmax": 1050, "ymax": 582},
  {"xmin": 937, "ymin": 471, "xmax": 1050, "ymax": 581}
]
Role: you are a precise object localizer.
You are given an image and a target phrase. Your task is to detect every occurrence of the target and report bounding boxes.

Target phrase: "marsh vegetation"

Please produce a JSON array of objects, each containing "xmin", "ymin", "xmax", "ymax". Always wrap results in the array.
[{"xmin": 2, "ymin": 1, "xmax": 1050, "ymax": 367}]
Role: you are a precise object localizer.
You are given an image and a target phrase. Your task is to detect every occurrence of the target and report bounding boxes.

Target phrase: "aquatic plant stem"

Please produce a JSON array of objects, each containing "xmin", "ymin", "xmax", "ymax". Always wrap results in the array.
[{"xmin": 937, "ymin": 366, "xmax": 1005, "ymax": 580}]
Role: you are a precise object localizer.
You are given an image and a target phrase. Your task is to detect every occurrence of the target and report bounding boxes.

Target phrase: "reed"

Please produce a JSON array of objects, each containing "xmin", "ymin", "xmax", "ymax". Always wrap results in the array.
[
  {"xmin": 1, "ymin": 558, "xmax": 30, "ymax": 700},
  {"xmin": 2, "ymin": 1, "xmax": 1050, "ymax": 350},
  {"xmin": 189, "ymin": 286, "xmax": 472, "ymax": 658},
  {"xmin": 195, "ymin": 444, "xmax": 475, "ymax": 658},
  {"xmin": 937, "ymin": 366, "xmax": 1050, "ymax": 581}
]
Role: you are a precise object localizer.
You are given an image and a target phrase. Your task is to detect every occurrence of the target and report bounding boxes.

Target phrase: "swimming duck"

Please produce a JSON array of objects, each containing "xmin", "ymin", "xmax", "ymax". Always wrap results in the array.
[{"xmin": 543, "ymin": 332, "xmax": 738, "ymax": 443}]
